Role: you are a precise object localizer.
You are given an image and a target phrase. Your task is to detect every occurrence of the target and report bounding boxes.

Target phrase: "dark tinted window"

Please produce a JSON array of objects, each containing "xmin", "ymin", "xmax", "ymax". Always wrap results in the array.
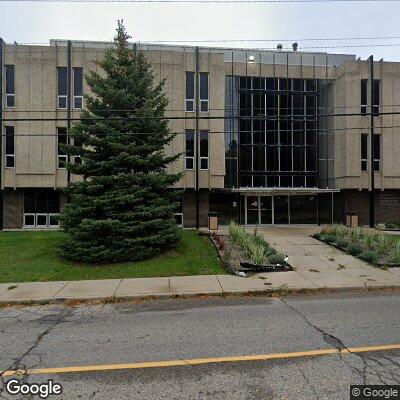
[
  {"xmin": 185, "ymin": 129, "xmax": 194, "ymax": 157},
  {"xmin": 361, "ymin": 79, "xmax": 368, "ymax": 115},
  {"xmin": 200, "ymin": 131, "xmax": 208, "ymax": 157},
  {"xmin": 57, "ymin": 67, "xmax": 68, "ymax": 96},
  {"xmin": 373, "ymin": 134, "xmax": 381, "ymax": 160},
  {"xmin": 5, "ymin": 126, "xmax": 14, "ymax": 154},
  {"xmin": 373, "ymin": 80, "xmax": 380, "ymax": 115},
  {"xmin": 361, "ymin": 134, "xmax": 368, "ymax": 159},
  {"xmin": 73, "ymin": 67, "xmax": 83, "ymax": 96},
  {"xmin": 6, "ymin": 65, "xmax": 14, "ymax": 94},
  {"xmin": 200, "ymin": 73, "xmax": 208, "ymax": 100},
  {"xmin": 24, "ymin": 190, "xmax": 36, "ymax": 213},
  {"xmin": 58, "ymin": 127, "xmax": 67, "ymax": 155},
  {"xmin": 185, "ymin": 72, "xmax": 194, "ymax": 100}
]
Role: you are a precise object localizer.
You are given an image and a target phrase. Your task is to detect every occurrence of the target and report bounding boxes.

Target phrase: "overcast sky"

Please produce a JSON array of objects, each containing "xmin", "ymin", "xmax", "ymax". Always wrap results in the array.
[{"xmin": 1, "ymin": 2, "xmax": 400, "ymax": 60}]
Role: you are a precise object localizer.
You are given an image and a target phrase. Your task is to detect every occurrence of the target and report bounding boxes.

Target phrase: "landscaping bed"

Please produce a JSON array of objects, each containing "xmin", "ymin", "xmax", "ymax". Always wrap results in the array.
[
  {"xmin": 313, "ymin": 225, "xmax": 400, "ymax": 267},
  {"xmin": 0, "ymin": 230, "xmax": 225, "ymax": 283},
  {"xmin": 211, "ymin": 222, "xmax": 292, "ymax": 275}
]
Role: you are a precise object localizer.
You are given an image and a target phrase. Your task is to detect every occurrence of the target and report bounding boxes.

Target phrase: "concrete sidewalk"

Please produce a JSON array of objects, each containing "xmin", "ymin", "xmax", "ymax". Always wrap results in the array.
[{"xmin": 1, "ymin": 267, "xmax": 400, "ymax": 303}]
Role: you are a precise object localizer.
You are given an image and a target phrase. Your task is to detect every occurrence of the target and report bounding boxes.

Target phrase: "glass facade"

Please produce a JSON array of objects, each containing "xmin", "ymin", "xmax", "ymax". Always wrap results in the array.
[{"xmin": 225, "ymin": 76, "xmax": 319, "ymax": 189}]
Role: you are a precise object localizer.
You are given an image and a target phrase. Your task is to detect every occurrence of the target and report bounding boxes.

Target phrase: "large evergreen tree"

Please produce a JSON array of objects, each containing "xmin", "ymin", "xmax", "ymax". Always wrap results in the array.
[{"xmin": 60, "ymin": 21, "xmax": 182, "ymax": 263}]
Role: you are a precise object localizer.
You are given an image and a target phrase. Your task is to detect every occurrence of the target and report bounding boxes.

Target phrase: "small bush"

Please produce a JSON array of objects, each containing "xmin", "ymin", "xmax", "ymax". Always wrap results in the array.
[
  {"xmin": 363, "ymin": 231, "xmax": 378, "ymax": 250},
  {"xmin": 268, "ymin": 253, "xmax": 285, "ymax": 265},
  {"xmin": 349, "ymin": 227, "xmax": 364, "ymax": 243},
  {"xmin": 347, "ymin": 243, "xmax": 363, "ymax": 256},
  {"xmin": 335, "ymin": 238, "xmax": 349, "ymax": 249},
  {"xmin": 385, "ymin": 221, "xmax": 398, "ymax": 229},
  {"xmin": 332, "ymin": 224, "xmax": 349, "ymax": 239},
  {"xmin": 376, "ymin": 235, "xmax": 394, "ymax": 256},
  {"xmin": 360, "ymin": 250, "xmax": 379, "ymax": 265},
  {"xmin": 389, "ymin": 242, "xmax": 400, "ymax": 265},
  {"xmin": 321, "ymin": 233, "xmax": 337, "ymax": 243}
]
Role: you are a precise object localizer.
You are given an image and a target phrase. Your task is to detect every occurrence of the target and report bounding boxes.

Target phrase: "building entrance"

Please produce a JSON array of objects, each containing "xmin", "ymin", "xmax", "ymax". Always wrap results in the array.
[{"xmin": 242, "ymin": 193, "xmax": 325, "ymax": 225}]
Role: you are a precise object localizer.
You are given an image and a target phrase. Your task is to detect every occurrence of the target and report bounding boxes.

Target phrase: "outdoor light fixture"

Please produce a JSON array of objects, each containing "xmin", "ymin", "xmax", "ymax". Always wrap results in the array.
[{"xmin": 248, "ymin": 55, "xmax": 255, "ymax": 62}]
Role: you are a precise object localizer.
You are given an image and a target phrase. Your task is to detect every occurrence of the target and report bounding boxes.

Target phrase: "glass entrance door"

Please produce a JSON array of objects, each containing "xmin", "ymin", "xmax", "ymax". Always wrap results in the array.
[
  {"xmin": 246, "ymin": 196, "xmax": 259, "ymax": 225},
  {"xmin": 260, "ymin": 196, "xmax": 272, "ymax": 224}
]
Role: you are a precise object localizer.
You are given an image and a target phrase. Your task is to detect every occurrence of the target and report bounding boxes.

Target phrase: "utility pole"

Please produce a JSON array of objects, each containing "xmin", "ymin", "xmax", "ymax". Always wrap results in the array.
[
  {"xmin": 369, "ymin": 55, "xmax": 375, "ymax": 228},
  {"xmin": 195, "ymin": 47, "xmax": 200, "ymax": 229}
]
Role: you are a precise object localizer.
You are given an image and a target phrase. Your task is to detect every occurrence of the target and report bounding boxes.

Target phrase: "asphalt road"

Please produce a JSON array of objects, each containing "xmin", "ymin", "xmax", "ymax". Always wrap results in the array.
[{"xmin": 0, "ymin": 290, "xmax": 400, "ymax": 399}]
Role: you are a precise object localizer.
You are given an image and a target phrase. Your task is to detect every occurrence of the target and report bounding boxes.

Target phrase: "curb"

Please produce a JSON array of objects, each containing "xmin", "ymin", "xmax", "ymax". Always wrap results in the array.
[{"xmin": 1, "ymin": 285, "xmax": 400, "ymax": 307}]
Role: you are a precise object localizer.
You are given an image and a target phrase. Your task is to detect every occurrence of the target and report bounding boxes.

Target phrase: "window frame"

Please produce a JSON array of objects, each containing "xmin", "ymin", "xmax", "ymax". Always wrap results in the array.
[
  {"xmin": 5, "ymin": 65, "xmax": 15, "ymax": 108},
  {"xmin": 361, "ymin": 79, "xmax": 368, "ymax": 116},
  {"xmin": 57, "ymin": 127, "xmax": 68, "ymax": 169},
  {"xmin": 73, "ymin": 67, "xmax": 83, "ymax": 110},
  {"xmin": 57, "ymin": 67, "xmax": 68, "ymax": 110},
  {"xmin": 373, "ymin": 134, "xmax": 381, "ymax": 172},
  {"xmin": 199, "ymin": 72, "xmax": 209, "ymax": 113},
  {"xmin": 185, "ymin": 72, "xmax": 195, "ymax": 112},
  {"xmin": 5, "ymin": 126, "xmax": 15, "ymax": 169},
  {"xmin": 361, "ymin": 133, "xmax": 368, "ymax": 172},
  {"xmin": 23, "ymin": 213, "xmax": 36, "ymax": 228},
  {"xmin": 372, "ymin": 79, "xmax": 380, "ymax": 116},
  {"xmin": 185, "ymin": 129, "xmax": 195, "ymax": 170},
  {"xmin": 199, "ymin": 130, "xmax": 209, "ymax": 170}
]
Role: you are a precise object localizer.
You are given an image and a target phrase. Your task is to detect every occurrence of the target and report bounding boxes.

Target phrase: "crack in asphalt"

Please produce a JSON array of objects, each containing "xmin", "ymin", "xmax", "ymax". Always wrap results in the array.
[
  {"xmin": 296, "ymin": 361, "xmax": 320, "ymax": 400},
  {"xmin": 0, "ymin": 306, "xmax": 73, "ymax": 399},
  {"xmin": 279, "ymin": 297, "xmax": 400, "ymax": 386}
]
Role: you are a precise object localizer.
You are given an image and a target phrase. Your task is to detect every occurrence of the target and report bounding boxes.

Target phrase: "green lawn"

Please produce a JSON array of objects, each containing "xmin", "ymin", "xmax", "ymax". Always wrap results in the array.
[{"xmin": 0, "ymin": 230, "xmax": 224, "ymax": 283}]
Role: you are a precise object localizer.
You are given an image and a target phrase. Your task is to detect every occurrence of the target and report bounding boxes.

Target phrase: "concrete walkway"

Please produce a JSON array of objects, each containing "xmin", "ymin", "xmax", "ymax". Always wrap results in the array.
[{"xmin": 1, "ymin": 226, "xmax": 400, "ymax": 303}]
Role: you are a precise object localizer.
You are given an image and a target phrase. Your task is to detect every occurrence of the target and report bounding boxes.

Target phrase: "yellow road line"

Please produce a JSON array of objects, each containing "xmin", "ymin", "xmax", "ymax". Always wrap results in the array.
[{"xmin": 3, "ymin": 343, "xmax": 400, "ymax": 377}]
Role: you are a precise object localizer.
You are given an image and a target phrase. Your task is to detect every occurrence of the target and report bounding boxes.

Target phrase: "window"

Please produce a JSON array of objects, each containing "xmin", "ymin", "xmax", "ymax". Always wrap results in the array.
[
  {"xmin": 361, "ymin": 79, "xmax": 367, "ymax": 116},
  {"xmin": 5, "ymin": 126, "xmax": 15, "ymax": 168},
  {"xmin": 57, "ymin": 127, "xmax": 68, "ymax": 168},
  {"xmin": 185, "ymin": 72, "xmax": 195, "ymax": 112},
  {"xmin": 57, "ymin": 67, "xmax": 68, "ymax": 109},
  {"xmin": 23, "ymin": 189, "xmax": 60, "ymax": 228},
  {"xmin": 200, "ymin": 72, "xmax": 209, "ymax": 112},
  {"xmin": 73, "ymin": 67, "xmax": 83, "ymax": 109},
  {"xmin": 200, "ymin": 130, "xmax": 209, "ymax": 170},
  {"xmin": 361, "ymin": 133, "xmax": 368, "ymax": 171},
  {"xmin": 73, "ymin": 135, "xmax": 83, "ymax": 164},
  {"xmin": 373, "ymin": 79, "xmax": 380, "ymax": 116},
  {"xmin": 373, "ymin": 134, "xmax": 381, "ymax": 171},
  {"xmin": 6, "ymin": 65, "xmax": 15, "ymax": 108},
  {"xmin": 185, "ymin": 129, "xmax": 195, "ymax": 170}
]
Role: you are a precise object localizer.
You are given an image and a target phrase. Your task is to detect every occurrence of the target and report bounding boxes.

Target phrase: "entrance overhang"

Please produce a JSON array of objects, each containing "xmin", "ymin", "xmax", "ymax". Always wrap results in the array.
[{"xmin": 226, "ymin": 187, "xmax": 340, "ymax": 196}]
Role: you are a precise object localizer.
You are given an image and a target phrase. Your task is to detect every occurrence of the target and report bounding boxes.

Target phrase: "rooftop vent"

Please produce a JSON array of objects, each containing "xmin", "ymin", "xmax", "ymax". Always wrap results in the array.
[
  {"xmin": 277, "ymin": 43, "xmax": 283, "ymax": 51},
  {"xmin": 292, "ymin": 42, "xmax": 298, "ymax": 51}
]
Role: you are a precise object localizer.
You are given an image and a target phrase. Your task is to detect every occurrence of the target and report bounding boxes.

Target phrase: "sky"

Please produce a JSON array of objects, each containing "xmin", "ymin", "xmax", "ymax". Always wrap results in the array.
[{"xmin": 1, "ymin": 1, "xmax": 400, "ymax": 61}]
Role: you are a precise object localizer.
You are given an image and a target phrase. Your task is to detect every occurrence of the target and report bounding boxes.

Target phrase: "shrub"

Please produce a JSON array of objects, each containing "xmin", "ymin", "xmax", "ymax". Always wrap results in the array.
[
  {"xmin": 321, "ymin": 233, "xmax": 337, "ymax": 243},
  {"xmin": 376, "ymin": 235, "xmax": 395, "ymax": 256},
  {"xmin": 321, "ymin": 225, "xmax": 334, "ymax": 235},
  {"xmin": 347, "ymin": 243, "xmax": 363, "ymax": 256},
  {"xmin": 385, "ymin": 221, "xmax": 398, "ymax": 229},
  {"xmin": 268, "ymin": 253, "xmax": 285, "ymax": 265},
  {"xmin": 335, "ymin": 238, "xmax": 349, "ymax": 249},
  {"xmin": 360, "ymin": 250, "xmax": 379, "ymax": 265},
  {"xmin": 229, "ymin": 221, "xmax": 246, "ymax": 243},
  {"xmin": 363, "ymin": 231, "xmax": 378, "ymax": 250},
  {"xmin": 349, "ymin": 227, "xmax": 364, "ymax": 243},
  {"xmin": 332, "ymin": 224, "xmax": 349, "ymax": 239},
  {"xmin": 389, "ymin": 241, "xmax": 400, "ymax": 265},
  {"xmin": 247, "ymin": 242, "xmax": 267, "ymax": 265}
]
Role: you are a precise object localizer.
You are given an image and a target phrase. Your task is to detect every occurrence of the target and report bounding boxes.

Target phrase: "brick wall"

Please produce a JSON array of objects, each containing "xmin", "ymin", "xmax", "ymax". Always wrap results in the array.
[
  {"xmin": 341, "ymin": 190, "xmax": 400, "ymax": 226},
  {"xmin": 3, "ymin": 189, "xmax": 24, "ymax": 229},
  {"xmin": 182, "ymin": 190, "xmax": 209, "ymax": 227}
]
